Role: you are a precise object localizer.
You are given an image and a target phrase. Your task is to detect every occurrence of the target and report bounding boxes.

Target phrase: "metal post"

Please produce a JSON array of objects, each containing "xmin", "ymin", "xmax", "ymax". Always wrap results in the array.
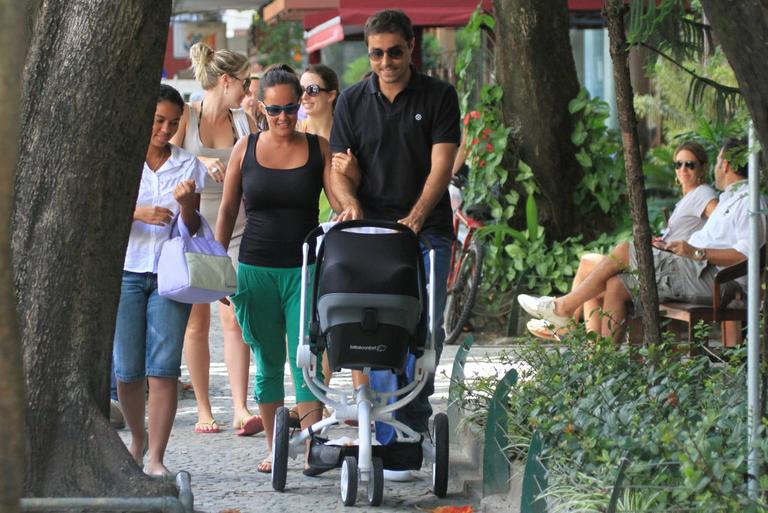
[
  {"xmin": 20, "ymin": 497, "xmax": 185, "ymax": 513},
  {"xmin": 747, "ymin": 123, "xmax": 761, "ymax": 499}
]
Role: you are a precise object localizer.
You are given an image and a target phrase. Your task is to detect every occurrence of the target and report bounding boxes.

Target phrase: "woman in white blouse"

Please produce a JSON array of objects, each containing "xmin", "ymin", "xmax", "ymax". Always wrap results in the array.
[{"xmin": 113, "ymin": 85, "xmax": 206, "ymax": 476}]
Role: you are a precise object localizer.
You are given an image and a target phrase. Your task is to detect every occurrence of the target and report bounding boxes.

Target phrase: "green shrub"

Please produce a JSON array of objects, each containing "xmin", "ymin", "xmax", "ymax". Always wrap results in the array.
[{"xmin": 458, "ymin": 333, "xmax": 768, "ymax": 512}]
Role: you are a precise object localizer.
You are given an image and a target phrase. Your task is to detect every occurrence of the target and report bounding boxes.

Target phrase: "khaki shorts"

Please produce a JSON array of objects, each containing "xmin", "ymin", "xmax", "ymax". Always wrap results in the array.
[{"xmin": 619, "ymin": 244, "xmax": 717, "ymax": 316}]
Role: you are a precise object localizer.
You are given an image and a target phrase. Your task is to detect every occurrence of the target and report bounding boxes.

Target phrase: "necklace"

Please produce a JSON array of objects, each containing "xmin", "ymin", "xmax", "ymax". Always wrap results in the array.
[
  {"xmin": 199, "ymin": 100, "xmax": 238, "ymax": 145},
  {"xmin": 146, "ymin": 145, "xmax": 170, "ymax": 171}
]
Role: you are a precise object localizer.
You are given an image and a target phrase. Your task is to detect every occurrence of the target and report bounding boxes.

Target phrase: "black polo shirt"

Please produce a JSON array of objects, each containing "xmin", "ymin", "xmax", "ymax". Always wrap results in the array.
[{"xmin": 330, "ymin": 67, "xmax": 460, "ymax": 236}]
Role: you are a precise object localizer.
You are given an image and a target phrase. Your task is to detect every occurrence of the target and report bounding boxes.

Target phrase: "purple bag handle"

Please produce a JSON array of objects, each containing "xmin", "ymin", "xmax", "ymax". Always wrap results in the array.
[{"xmin": 169, "ymin": 212, "xmax": 215, "ymax": 241}]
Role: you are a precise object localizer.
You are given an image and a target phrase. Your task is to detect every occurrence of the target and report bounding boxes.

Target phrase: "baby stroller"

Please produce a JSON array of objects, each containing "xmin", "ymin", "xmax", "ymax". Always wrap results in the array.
[{"xmin": 270, "ymin": 220, "xmax": 449, "ymax": 507}]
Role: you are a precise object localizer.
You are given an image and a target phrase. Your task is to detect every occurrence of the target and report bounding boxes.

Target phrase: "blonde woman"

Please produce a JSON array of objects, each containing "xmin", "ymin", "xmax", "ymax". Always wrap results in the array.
[{"xmin": 171, "ymin": 42, "xmax": 260, "ymax": 435}]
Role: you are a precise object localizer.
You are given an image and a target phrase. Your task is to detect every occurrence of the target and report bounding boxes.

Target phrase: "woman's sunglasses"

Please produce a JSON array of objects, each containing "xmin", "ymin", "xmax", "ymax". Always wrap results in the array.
[
  {"xmin": 368, "ymin": 46, "xmax": 406, "ymax": 61},
  {"xmin": 227, "ymin": 74, "xmax": 251, "ymax": 92},
  {"xmin": 301, "ymin": 84, "xmax": 331, "ymax": 97},
  {"xmin": 263, "ymin": 103, "xmax": 300, "ymax": 117},
  {"xmin": 674, "ymin": 160, "xmax": 698, "ymax": 170}
]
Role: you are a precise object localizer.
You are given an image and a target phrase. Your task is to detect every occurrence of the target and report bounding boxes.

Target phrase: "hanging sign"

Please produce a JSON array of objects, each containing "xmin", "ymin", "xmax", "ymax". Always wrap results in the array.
[{"xmin": 173, "ymin": 22, "xmax": 227, "ymax": 59}]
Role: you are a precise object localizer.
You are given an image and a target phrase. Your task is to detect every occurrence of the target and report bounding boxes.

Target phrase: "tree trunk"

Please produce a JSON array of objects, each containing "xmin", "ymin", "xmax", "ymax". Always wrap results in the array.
[
  {"xmin": 0, "ymin": 2, "xmax": 27, "ymax": 511},
  {"xmin": 12, "ymin": 0, "xmax": 174, "ymax": 497},
  {"xmin": 492, "ymin": 0, "xmax": 589, "ymax": 240},
  {"xmin": 604, "ymin": 2, "xmax": 662, "ymax": 344},
  {"xmin": 699, "ymin": 0, "xmax": 768, "ymax": 151}
]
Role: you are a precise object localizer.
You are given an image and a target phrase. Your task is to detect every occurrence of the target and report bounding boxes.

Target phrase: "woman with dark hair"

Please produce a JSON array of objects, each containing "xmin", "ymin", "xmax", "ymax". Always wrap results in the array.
[
  {"xmin": 296, "ymin": 64, "xmax": 341, "ymax": 393},
  {"xmin": 114, "ymin": 84, "xmax": 206, "ymax": 476},
  {"xmin": 215, "ymin": 64, "xmax": 335, "ymax": 474},
  {"xmin": 297, "ymin": 64, "xmax": 339, "ymax": 141}
]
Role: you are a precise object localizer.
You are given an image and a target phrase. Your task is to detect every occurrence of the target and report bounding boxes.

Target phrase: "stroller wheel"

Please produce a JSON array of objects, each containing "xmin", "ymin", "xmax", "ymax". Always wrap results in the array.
[
  {"xmin": 340, "ymin": 456, "xmax": 358, "ymax": 506},
  {"xmin": 432, "ymin": 412, "xmax": 449, "ymax": 497},
  {"xmin": 271, "ymin": 407, "xmax": 290, "ymax": 492},
  {"xmin": 367, "ymin": 457, "xmax": 384, "ymax": 506}
]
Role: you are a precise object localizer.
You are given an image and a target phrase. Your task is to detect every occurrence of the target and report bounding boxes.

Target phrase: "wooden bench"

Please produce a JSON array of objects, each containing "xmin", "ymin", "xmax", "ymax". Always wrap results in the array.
[{"xmin": 659, "ymin": 247, "xmax": 765, "ymax": 354}]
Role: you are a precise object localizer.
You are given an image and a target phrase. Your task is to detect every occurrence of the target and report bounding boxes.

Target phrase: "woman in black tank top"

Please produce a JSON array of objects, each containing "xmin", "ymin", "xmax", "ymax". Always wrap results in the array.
[{"xmin": 214, "ymin": 64, "xmax": 337, "ymax": 475}]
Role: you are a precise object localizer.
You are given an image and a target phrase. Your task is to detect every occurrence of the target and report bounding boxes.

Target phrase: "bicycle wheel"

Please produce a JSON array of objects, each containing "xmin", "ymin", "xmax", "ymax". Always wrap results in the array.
[{"xmin": 444, "ymin": 241, "xmax": 484, "ymax": 345}]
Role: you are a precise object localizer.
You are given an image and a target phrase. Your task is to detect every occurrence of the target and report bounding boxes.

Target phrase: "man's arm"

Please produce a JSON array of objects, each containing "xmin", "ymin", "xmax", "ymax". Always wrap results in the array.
[
  {"xmin": 665, "ymin": 240, "xmax": 746, "ymax": 267},
  {"xmin": 328, "ymin": 92, "xmax": 364, "ymax": 220},
  {"xmin": 397, "ymin": 142, "xmax": 457, "ymax": 234}
]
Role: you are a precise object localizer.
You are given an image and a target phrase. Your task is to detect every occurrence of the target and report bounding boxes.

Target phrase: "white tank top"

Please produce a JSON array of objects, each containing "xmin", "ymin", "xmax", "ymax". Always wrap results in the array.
[
  {"xmin": 183, "ymin": 103, "xmax": 251, "ymax": 194},
  {"xmin": 183, "ymin": 103, "xmax": 251, "ymax": 246}
]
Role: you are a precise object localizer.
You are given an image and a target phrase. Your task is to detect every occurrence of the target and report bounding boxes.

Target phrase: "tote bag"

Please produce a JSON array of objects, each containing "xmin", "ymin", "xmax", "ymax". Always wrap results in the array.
[{"xmin": 157, "ymin": 213, "xmax": 237, "ymax": 304}]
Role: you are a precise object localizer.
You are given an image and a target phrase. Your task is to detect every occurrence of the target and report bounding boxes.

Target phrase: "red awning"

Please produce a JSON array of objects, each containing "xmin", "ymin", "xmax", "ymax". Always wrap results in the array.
[
  {"xmin": 306, "ymin": 16, "xmax": 345, "ymax": 53},
  {"xmin": 304, "ymin": 0, "xmax": 604, "ymax": 30},
  {"xmin": 303, "ymin": 0, "xmax": 606, "ymax": 53},
  {"xmin": 304, "ymin": 0, "xmax": 494, "ymax": 30}
]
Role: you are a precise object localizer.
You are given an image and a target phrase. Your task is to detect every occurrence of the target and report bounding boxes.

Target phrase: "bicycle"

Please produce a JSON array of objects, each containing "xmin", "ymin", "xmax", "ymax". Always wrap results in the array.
[{"xmin": 443, "ymin": 179, "xmax": 490, "ymax": 345}]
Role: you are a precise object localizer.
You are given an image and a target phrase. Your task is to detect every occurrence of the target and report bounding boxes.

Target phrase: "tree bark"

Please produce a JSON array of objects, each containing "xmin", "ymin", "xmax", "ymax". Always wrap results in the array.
[
  {"xmin": 492, "ymin": 0, "xmax": 590, "ymax": 240},
  {"xmin": 699, "ymin": 0, "xmax": 768, "ymax": 151},
  {"xmin": 604, "ymin": 2, "xmax": 662, "ymax": 344},
  {"xmin": 0, "ymin": 2, "xmax": 27, "ymax": 512},
  {"xmin": 12, "ymin": 0, "xmax": 174, "ymax": 496}
]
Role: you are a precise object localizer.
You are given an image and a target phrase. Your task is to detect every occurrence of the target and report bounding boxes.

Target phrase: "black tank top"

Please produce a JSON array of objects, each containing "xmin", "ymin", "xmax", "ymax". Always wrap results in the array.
[{"xmin": 239, "ymin": 132, "xmax": 323, "ymax": 267}]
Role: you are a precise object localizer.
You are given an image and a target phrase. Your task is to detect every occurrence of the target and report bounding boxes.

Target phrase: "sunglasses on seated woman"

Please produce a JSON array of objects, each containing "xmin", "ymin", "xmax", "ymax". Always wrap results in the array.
[
  {"xmin": 263, "ymin": 103, "xmax": 301, "ymax": 117},
  {"xmin": 674, "ymin": 160, "xmax": 698, "ymax": 170}
]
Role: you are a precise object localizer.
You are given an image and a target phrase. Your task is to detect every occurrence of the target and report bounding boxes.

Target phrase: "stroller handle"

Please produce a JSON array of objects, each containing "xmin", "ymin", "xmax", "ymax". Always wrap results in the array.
[{"xmin": 303, "ymin": 219, "xmax": 433, "ymax": 250}]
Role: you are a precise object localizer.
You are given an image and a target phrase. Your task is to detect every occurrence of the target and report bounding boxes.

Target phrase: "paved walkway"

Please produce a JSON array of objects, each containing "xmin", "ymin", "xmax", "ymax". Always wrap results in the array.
[{"xmin": 120, "ymin": 303, "xmax": 511, "ymax": 513}]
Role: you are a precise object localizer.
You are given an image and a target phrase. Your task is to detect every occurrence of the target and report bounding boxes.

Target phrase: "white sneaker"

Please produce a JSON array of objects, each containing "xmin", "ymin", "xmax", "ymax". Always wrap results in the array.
[
  {"xmin": 383, "ymin": 469, "xmax": 413, "ymax": 482},
  {"xmin": 517, "ymin": 294, "xmax": 569, "ymax": 328}
]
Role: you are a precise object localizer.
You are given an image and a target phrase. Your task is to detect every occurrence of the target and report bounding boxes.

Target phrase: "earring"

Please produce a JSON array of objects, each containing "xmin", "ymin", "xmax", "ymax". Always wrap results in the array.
[{"xmin": 675, "ymin": 176, "xmax": 681, "ymax": 186}]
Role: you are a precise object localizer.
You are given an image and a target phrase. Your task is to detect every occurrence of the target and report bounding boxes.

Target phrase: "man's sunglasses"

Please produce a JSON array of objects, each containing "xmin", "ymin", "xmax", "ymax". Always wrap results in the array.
[
  {"xmin": 674, "ymin": 160, "xmax": 698, "ymax": 170},
  {"xmin": 263, "ymin": 103, "xmax": 300, "ymax": 117},
  {"xmin": 301, "ymin": 84, "xmax": 331, "ymax": 97},
  {"xmin": 368, "ymin": 46, "xmax": 406, "ymax": 61}
]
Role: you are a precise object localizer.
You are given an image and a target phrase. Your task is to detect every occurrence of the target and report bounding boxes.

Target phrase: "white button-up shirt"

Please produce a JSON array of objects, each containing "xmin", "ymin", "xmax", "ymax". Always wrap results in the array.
[
  {"xmin": 688, "ymin": 179, "xmax": 766, "ymax": 270},
  {"xmin": 124, "ymin": 144, "xmax": 206, "ymax": 273}
]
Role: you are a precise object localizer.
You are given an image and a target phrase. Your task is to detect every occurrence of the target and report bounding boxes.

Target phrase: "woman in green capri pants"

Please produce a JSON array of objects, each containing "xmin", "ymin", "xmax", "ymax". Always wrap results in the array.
[{"xmin": 215, "ymin": 63, "xmax": 335, "ymax": 474}]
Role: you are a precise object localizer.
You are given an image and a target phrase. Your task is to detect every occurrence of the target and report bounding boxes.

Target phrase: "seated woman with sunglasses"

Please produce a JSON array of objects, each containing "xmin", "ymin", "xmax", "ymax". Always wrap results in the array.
[
  {"xmin": 527, "ymin": 140, "xmax": 718, "ymax": 341},
  {"xmin": 171, "ymin": 42, "xmax": 260, "ymax": 436},
  {"xmin": 215, "ymin": 63, "xmax": 334, "ymax": 475}
]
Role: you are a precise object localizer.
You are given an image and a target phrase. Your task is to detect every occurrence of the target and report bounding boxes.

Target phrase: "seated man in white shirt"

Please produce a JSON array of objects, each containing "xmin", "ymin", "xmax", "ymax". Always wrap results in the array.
[{"xmin": 518, "ymin": 138, "xmax": 766, "ymax": 342}]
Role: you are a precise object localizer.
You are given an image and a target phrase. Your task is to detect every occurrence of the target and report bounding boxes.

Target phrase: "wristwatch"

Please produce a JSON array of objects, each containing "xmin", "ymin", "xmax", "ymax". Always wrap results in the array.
[{"xmin": 693, "ymin": 248, "xmax": 707, "ymax": 261}]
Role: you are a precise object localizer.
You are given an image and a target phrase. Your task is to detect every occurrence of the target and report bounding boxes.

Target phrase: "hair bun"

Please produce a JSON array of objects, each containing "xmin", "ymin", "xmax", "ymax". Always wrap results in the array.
[
  {"xmin": 189, "ymin": 42, "xmax": 214, "ymax": 65},
  {"xmin": 189, "ymin": 42, "xmax": 215, "ymax": 84}
]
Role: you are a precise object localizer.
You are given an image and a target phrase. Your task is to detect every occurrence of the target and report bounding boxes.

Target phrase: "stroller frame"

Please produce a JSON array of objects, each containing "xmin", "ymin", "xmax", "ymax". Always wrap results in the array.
[{"xmin": 270, "ymin": 221, "xmax": 449, "ymax": 507}]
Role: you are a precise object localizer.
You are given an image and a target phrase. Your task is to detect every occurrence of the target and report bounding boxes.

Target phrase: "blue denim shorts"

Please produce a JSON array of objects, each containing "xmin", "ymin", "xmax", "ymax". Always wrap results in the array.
[{"xmin": 113, "ymin": 271, "xmax": 192, "ymax": 382}]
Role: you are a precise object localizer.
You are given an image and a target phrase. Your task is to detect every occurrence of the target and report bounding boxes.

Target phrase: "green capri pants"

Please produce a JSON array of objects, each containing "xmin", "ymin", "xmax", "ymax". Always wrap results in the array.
[{"xmin": 230, "ymin": 262, "xmax": 321, "ymax": 404}]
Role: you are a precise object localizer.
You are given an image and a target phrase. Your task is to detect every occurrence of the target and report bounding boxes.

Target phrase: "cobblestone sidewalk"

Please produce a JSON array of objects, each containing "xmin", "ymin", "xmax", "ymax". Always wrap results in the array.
[{"xmin": 120, "ymin": 303, "xmax": 509, "ymax": 513}]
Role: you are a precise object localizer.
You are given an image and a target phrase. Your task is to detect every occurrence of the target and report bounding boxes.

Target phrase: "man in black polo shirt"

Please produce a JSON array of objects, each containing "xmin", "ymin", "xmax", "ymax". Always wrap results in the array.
[{"xmin": 329, "ymin": 10, "xmax": 460, "ymax": 440}]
